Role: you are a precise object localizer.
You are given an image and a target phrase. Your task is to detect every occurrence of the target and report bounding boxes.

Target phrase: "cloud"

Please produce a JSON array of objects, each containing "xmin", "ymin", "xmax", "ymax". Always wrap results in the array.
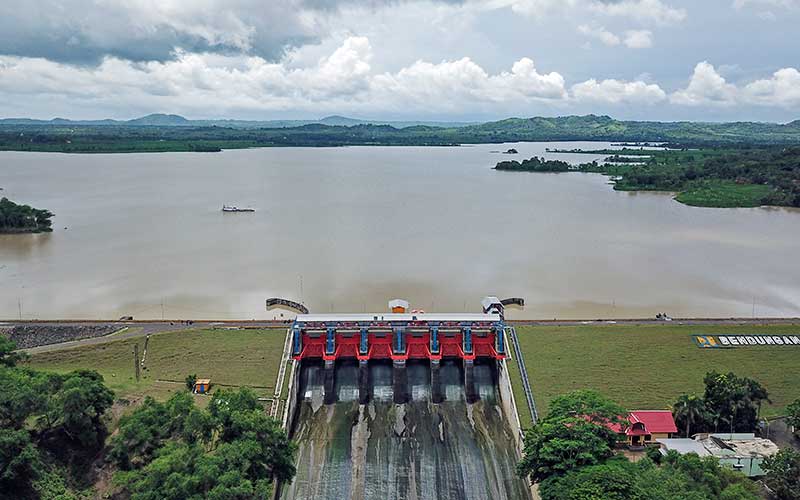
[
  {"xmin": 743, "ymin": 67, "xmax": 800, "ymax": 106},
  {"xmin": 670, "ymin": 62, "xmax": 738, "ymax": 106},
  {"xmin": 572, "ymin": 78, "xmax": 666, "ymax": 104},
  {"xmin": 0, "ymin": 38, "xmax": 571, "ymax": 116},
  {"xmin": 578, "ymin": 25, "xmax": 621, "ymax": 46},
  {"xmin": 733, "ymin": 0, "xmax": 799, "ymax": 9},
  {"xmin": 671, "ymin": 61, "xmax": 800, "ymax": 107},
  {"xmin": 491, "ymin": 0, "xmax": 685, "ymax": 23},
  {"xmin": 578, "ymin": 26, "xmax": 654, "ymax": 49},
  {"xmin": 589, "ymin": 0, "xmax": 686, "ymax": 23},
  {"xmin": 623, "ymin": 30, "xmax": 653, "ymax": 48}
]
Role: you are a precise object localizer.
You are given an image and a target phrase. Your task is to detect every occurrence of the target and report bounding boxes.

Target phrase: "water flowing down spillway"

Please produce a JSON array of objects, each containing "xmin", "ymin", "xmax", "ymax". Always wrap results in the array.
[{"xmin": 280, "ymin": 360, "xmax": 531, "ymax": 500}]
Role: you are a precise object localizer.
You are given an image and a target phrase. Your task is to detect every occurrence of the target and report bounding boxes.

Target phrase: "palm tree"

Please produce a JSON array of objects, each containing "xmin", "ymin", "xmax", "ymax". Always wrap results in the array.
[{"xmin": 673, "ymin": 394, "xmax": 707, "ymax": 438}]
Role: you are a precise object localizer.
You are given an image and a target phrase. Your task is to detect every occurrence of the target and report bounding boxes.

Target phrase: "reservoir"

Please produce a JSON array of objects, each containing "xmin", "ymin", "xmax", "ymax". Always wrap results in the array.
[{"xmin": 2, "ymin": 142, "xmax": 800, "ymax": 320}]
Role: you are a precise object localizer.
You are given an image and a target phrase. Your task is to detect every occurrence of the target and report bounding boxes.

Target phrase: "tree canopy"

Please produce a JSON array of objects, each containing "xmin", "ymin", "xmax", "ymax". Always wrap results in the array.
[
  {"xmin": 762, "ymin": 448, "xmax": 800, "ymax": 500},
  {"xmin": 517, "ymin": 390, "xmax": 627, "ymax": 483},
  {"xmin": 0, "ymin": 197, "xmax": 54, "ymax": 233},
  {"xmin": 673, "ymin": 371, "xmax": 770, "ymax": 436},
  {"xmin": 539, "ymin": 452, "xmax": 760, "ymax": 500},
  {"xmin": 0, "ymin": 336, "xmax": 115, "ymax": 496},
  {"xmin": 112, "ymin": 387, "xmax": 296, "ymax": 499}
]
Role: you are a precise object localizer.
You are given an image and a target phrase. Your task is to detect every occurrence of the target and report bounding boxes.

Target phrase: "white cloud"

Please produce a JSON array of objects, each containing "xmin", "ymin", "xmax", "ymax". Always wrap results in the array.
[
  {"xmin": 371, "ymin": 56, "xmax": 568, "ymax": 110},
  {"xmin": 0, "ymin": 38, "xmax": 571, "ymax": 116},
  {"xmin": 670, "ymin": 61, "xmax": 738, "ymax": 106},
  {"xmin": 733, "ymin": 0, "xmax": 799, "ymax": 9},
  {"xmin": 588, "ymin": 0, "xmax": 686, "ymax": 23},
  {"xmin": 623, "ymin": 30, "xmax": 653, "ymax": 49},
  {"xmin": 578, "ymin": 25, "xmax": 621, "ymax": 46},
  {"xmin": 485, "ymin": 0, "xmax": 685, "ymax": 23},
  {"xmin": 743, "ymin": 67, "xmax": 800, "ymax": 106},
  {"xmin": 572, "ymin": 78, "xmax": 666, "ymax": 104},
  {"xmin": 671, "ymin": 61, "xmax": 800, "ymax": 107}
]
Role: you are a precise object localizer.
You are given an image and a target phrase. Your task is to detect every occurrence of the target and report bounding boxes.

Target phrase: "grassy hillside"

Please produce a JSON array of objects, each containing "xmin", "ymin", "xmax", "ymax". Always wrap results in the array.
[
  {"xmin": 509, "ymin": 324, "xmax": 800, "ymax": 427},
  {"xmin": 25, "ymin": 328, "xmax": 287, "ymax": 402}
]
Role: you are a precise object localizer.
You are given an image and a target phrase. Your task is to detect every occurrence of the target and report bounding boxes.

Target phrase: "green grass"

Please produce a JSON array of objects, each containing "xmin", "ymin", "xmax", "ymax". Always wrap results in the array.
[
  {"xmin": 508, "ymin": 324, "xmax": 800, "ymax": 427},
  {"xmin": 675, "ymin": 181, "xmax": 773, "ymax": 208},
  {"xmin": 25, "ymin": 328, "xmax": 288, "ymax": 401}
]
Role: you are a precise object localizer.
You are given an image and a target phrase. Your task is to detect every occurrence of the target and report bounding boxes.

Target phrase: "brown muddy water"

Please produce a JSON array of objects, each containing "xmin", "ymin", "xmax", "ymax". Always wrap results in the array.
[
  {"xmin": 280, "ymin": 360, "xmax": 530, "ymax": 500},
  {"xmin": 2, "ymin": 143, "xmax": 800, "ymax": 320}
]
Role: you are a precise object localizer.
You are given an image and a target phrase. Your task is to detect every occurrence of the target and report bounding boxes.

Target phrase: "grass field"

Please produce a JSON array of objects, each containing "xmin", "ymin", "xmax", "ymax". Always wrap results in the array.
[
  {"xmin": 675, "ymin": 181, "xmax": 773, "ymax": 208},
  {"xmin": 509, "ymin": 324, "xmax": 800, "ymax": 428},
  {"xmin": 25, "ymin": 328, "xmax": 288, "ymax": 402}
]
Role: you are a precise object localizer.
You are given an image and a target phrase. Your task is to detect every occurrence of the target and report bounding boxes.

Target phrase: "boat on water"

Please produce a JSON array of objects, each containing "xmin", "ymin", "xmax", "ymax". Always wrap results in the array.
[{"xmin": 222, "ymin": 205, "xmax": 255, "ymax": 212}]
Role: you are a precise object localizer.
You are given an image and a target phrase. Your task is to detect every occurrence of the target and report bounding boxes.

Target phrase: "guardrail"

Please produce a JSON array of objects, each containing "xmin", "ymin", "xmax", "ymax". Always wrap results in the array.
[{"xmin": 505, "ymin": 326, "xmax": 538, "ymax": 424}]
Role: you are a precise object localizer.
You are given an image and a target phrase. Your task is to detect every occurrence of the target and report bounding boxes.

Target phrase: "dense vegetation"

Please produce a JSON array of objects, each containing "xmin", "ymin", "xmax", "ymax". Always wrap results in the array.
[
  {"xmin": 2, "ymin": 115, "xmax": 800, "ymax": 154},
  {"xmin": 672, "ymin": 371, "xmax": 770, "ymax": 437},
  {"xmin": 0, "ymin": 337, "xmax": 114, "ymax": 498},
  {"xmin": 110, "ymin": 389, "xmax": 295, "ymax": 499},
  {"xmin": 495, "ymin": 156, "xmax": 583, "ymax": 172},
  {"xmin": 502, "ymin": 146, "xmax": 800, "ymax": 208},
  {"xmin": 517, "ymin": 386, "xmax": 765, "ymax": 500},
  {"xmin": 0, "ymin": 335, "xmax": 296, "ymax": 499},
  {"xmin": 0, "ymin": 198, "xmax": 53, "ymax": 233},
  {"xmin": 762, "ymin": 448, "xmax": 800, "ymax": 500}
]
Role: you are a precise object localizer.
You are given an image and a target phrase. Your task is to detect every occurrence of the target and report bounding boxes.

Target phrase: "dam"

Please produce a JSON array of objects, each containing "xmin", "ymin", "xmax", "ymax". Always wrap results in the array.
[{"xmin": 277, "ymin": 298, "xmax": 533, "ymax": 499}]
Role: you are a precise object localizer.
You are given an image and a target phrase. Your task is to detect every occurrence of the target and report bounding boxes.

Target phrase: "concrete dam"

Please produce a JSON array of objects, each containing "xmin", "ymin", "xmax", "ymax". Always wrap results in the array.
[{"xmin": 277, "ymin": 299, "xmax": 533, "ymax": 500}]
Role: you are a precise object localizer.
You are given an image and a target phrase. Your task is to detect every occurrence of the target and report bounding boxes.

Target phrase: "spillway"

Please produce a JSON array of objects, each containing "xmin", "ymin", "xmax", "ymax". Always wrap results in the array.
[{"xmin": 279, "ymin": 359, "xmax": 531, "ymax": 500}]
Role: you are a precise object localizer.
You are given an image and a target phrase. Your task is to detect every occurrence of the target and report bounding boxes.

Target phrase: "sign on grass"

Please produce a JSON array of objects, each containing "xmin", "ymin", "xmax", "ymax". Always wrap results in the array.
[{"xmin": 694, "ymin": 335, "xmax": 800, "ymax": 348}]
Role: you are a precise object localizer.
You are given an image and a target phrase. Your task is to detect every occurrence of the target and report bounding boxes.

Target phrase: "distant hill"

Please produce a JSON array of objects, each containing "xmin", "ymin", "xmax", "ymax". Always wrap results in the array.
[
  {"xmin": 127, "ymin": 114, "xmax": 191, "ymax": 126},
  {"xmin": 0, "ymin": 114, "xmax": 475, "ymax": 129},
  {"xmin": 2, "ymin": 114, "xmax": 800, "ymax": 153}
]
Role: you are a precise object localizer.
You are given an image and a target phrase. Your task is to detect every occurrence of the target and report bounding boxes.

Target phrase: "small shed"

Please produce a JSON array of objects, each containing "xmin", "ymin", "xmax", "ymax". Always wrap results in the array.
[
  {"xmin": 389, "ymin": 299, "xmax": 409, "ymax": 313},
  {"xmin": 193, "ymin": 378, "xmax": 211, "ymax": 394}
]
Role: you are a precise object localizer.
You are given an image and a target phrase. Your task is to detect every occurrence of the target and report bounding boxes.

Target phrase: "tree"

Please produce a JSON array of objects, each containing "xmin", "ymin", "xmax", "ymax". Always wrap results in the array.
[
  {"xmin": 46, "ymin": 370, "xmax": 114, "ymax": 447},
  {"xmin": 762, "ymin": 448, "xmax": 800, "ymax": 500},
  {"xmin": 0, "ymin": 428, "xmax": 41, "ymax": 492},
  {"xmin": 674, "ymin": 394, "xmax": 709, "ymax": 437},
  {"xmin": 185, "ymin": 373, "xmax": 197, "ymax": 391},
  {"xmin": 786, "ymin": 398, "xmax": 800, "ymax": 437},
  {"xmin": 517, "ymin": 390, "xmax": 627, "ymax": 482},
  {"xmin": 0, "ymin": 336, "xmax": 27, "ymax": 368},
  {"xmin": 702, "ymin": 371, "xmax": 769, "ymax": 432}
]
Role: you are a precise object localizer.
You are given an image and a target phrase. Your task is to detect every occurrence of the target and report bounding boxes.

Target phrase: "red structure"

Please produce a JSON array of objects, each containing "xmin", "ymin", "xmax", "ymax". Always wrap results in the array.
[{"xmin": 290, "ymin": 313, "xmax": 506, "ymax": 362}]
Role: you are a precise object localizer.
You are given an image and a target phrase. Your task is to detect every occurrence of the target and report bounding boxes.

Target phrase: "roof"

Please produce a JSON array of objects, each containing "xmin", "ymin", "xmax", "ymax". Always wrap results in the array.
[
  {"xmin": 606, "ymin": 410, "xmax": 678, "ymax": 435},
  {"xmin": 697, "ymin": 433, "xmax": 779, "ymax": 459},
  {"xmin": 195, "ymin": 378, "xmax": 211, "ymax": 384},
  {"xmin": 388, "ymin": 299, "xmax": 409, "ymax": 309},
  {"xmin": 657, "ymin": 439, "xmax": 711, "ymax": 457},
  {"xmin": 629, "ymin": 410, "xmax": 678, "ymax": 434}
]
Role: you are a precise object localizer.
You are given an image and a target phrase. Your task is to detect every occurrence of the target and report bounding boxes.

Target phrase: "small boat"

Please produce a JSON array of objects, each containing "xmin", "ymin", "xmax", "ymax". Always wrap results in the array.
[{"xmin": 222, "ymin": 205, "xmax": 255, "ymax": 213}]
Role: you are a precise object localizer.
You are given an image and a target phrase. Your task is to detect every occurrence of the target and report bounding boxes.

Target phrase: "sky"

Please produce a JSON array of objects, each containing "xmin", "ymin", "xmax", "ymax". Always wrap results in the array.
[{"xmin": 0, "ymin": 0, "xmax": 798, "ymax": 122}]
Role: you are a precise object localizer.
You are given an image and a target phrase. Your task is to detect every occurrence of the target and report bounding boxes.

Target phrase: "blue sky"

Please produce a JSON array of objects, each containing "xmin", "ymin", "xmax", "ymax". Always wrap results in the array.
[{"xmin": 0, "ymin": 0, "xmax": 798, "ymax": 122}]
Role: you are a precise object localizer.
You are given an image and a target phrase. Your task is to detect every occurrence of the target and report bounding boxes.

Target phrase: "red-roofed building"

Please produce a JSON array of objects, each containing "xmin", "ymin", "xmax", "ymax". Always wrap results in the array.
[{"xmin": 610, "ymin": 411, "xmax": 679, "ymax": 447}]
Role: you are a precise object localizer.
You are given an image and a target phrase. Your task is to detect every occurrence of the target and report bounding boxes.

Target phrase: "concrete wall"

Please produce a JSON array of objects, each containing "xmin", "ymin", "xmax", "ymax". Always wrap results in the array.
[
  {"xmin": 497, "ymin": 358, "xmax": 525, "ymax": 457},
  {"xmin": 282, "ymin": 360, "xmax": 300, "ymax": 431}
]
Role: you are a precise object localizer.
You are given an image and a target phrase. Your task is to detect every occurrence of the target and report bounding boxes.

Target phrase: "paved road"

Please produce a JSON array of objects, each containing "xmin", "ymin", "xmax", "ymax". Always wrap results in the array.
[{"xmin": 5, "ymin": 317, "xmax": 798, "ymax": 354}]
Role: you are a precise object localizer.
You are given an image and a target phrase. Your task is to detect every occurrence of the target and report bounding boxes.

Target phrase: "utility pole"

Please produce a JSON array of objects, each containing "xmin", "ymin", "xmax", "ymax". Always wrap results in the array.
[
  {"xmin": 17, "ymin": 297, "xmax": 22, "ymax": 320},
  {"xmin": 134, "ymin": 344, "xmax": 141, "ymax": 382},
  {"xmin": 752, "ymin": 297, "xmax": 756, "ymax": 319},
  {"xmin": 161, "ymin": 298, "xmax": 165, "ymax": 320},
  {"xmin": 299, "ymin": 275, "xmax": 304, "ymax": 305}
]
